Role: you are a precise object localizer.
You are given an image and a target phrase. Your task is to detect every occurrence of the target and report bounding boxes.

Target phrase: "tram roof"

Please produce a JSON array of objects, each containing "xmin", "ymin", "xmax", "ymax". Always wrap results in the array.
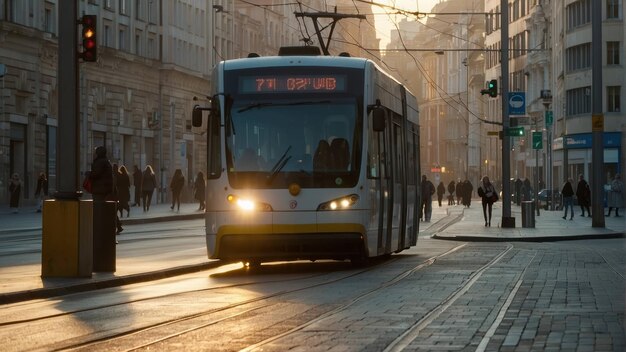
[{"xmin": 222, "ymin": 55, "xmax": 370, "ymax": 71}]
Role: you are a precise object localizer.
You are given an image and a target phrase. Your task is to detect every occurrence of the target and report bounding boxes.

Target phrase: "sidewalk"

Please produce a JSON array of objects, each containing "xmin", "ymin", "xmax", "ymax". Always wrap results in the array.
[
  {"xmin": 0, "ymin": 201, "xmax": 205, "ymax": 234},
  {"xmin": 432, "ymin": 201, "xmax": 625, "ymax": 241},
  {"xmin": 0, "ymin": 199, "xmax": 623, "ymax": 304}
]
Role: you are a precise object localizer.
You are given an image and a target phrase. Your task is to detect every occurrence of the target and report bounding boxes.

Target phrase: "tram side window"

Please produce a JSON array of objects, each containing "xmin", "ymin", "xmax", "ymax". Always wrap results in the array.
[
  {"xmin": 393, "ymin": 121, "xmax": 403, "ymax": 183},
  {"xmin": 367, "ymin": 109, "xmax": 383, "ymax": 178},
  {"xmin": 406, "ymin": 127, "xmax": 417, "ymax": 186}
]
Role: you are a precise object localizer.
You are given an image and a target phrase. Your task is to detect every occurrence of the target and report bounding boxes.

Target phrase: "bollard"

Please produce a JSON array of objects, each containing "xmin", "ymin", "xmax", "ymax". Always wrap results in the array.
[
  {"xmin": 93, "ymin": 200, "xmax": 117, "ymax": 272},
  {"xmin": 521, "ymin": 201, "xmax": 535, "ymax": 228}
]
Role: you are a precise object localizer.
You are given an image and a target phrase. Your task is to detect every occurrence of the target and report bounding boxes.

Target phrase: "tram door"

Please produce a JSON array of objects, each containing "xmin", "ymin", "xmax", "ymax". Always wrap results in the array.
[{"xmin": 383, "ymin": 113, "xmax": 405, "ymax": 253}]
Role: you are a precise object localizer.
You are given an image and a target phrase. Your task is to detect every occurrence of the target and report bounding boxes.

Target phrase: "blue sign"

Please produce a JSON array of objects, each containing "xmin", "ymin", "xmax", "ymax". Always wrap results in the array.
[
  {"xmin": 508, "ymin": 92, "xmax": 526, "ymax": 115},
  {"xmin": 564, "ymin": 132, "xmax": 622, "ymax": 149}
]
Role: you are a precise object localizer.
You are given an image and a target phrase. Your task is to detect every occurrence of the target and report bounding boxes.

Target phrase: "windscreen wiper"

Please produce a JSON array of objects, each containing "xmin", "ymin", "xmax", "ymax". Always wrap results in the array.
[
  {"xmin": 267, "ymin": 145, "xmax": 292, "ymax": 184},
  {"xmin": 237, "ymin": 102, "xmax": 275, "ymax": 113}
]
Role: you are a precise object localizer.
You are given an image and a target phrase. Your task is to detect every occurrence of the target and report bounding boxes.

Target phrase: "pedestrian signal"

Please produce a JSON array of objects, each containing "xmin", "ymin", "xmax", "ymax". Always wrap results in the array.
[{"xmin": 480, "ymin": 79, "xmax": 498, "ymax": 97}]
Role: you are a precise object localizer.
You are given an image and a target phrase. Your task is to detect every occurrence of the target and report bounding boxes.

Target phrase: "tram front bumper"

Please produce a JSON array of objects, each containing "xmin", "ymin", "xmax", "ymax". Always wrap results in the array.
[{"xmin": 210, "ymin": 211, "xmax": 367, "ymax": 262}]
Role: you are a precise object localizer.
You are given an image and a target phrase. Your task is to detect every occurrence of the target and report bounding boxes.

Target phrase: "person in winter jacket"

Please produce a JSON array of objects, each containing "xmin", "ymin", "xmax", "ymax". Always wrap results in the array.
[
  {"xmin": 141, "ymin": 165, "xmax": 157, "ymax": 212},
  {"xmin": 576, "ymin": 174, "xmax": 591, "ymax": 217},
  {"xmin": 169, "ymin": 169, "xmax": 185, "ymax": 211},
  {"xmin": 34, "ymin": 171, "xmax": 48, "ymax": 213},
  {"xmin": 606, "ymin": 174, "xmax": 624, "ymax": 217},
  {"xmin": 561, "ymin": 178, "xmax": 575, "ymax": 220},
  {"xmin": 477, "ymin": 176, "xmax": 498, "ymax": 227},
  {"xmin": 420, "ymin": 175, "xmax": 435, "ymax": 222}
]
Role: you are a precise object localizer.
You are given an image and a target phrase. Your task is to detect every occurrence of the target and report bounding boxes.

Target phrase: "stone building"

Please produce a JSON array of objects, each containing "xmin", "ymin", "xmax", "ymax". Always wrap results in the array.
[{"xmin": 1, "ymin": 0, "xmax": 357, "ymax": 205}]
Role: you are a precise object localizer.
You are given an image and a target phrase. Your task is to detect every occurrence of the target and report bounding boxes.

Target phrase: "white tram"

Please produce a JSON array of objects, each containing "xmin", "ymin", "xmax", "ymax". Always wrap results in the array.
[{"xmin": 192, "ymin": 47, "xmax": 420, "ymax": 265}]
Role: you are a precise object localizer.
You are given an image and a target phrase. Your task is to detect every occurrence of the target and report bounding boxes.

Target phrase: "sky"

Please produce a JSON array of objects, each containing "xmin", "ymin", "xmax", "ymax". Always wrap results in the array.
[{"xmin": 374, "ymin": 0, "xmax": 440, "ymax": 48}]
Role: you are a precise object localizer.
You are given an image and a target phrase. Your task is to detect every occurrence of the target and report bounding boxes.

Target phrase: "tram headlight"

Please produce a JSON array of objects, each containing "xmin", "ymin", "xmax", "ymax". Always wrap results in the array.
[
  {"xmin": 317, "ymin": 194, "xmax": 359, "ymax": 211},
  {"xmin": 227, "ymin": 194, "xmax": 273, "ymax": 212}
]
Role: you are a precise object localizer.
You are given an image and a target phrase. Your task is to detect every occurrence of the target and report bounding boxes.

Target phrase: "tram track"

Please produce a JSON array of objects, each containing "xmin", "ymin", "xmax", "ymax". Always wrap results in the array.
[{"xmin": 5, "ymin": 243, "xmax": 468, "ymax": 351}]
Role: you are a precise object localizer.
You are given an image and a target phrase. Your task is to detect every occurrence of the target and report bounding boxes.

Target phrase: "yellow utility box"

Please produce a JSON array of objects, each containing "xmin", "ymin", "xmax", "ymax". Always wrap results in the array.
[{"xmin": 41, "ymin": 199, "xmax": 93, "ymax": 277}]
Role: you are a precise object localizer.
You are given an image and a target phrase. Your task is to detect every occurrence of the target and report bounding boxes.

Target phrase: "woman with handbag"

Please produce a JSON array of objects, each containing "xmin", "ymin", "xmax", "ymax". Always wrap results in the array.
[{"xmin": 477, "ymin": 176, "xmax": 498, "ymax": 227}]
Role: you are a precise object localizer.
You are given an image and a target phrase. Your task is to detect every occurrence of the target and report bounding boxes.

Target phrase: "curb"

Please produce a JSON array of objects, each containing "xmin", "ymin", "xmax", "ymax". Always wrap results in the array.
[
  {"xmin": 431, "ymin": 232, "xmax": 625, "ymax": 242},
  {"xmin": 0, "ymin": 261, "xmax": 220, "ymax": 305},
  {"xmin": 120, "ymin": 212, "xmax": 204, "ymax": 225}
]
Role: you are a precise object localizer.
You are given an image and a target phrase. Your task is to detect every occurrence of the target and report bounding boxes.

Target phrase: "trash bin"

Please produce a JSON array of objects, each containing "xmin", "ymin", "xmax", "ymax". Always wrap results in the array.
[
  {"xmin": 521, "ymin": 201, "xmax": 535, "ymax": 228},
  {"xmin": 93, "ymin": 200, "xmax": 117, "ymax": 272}
]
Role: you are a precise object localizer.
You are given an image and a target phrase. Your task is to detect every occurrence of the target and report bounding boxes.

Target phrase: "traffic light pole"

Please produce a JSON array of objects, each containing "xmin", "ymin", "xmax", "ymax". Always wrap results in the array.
[
  {"xmin": 55, "ymin": 1, "xmax": 80, "ymax": 199},
  {"xmin": 500, "ymin": 0, "xmax": 514, "ymax": 228}
]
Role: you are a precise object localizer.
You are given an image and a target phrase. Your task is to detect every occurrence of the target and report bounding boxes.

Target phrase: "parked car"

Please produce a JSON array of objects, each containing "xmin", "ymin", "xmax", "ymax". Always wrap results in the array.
[{"xmin": 537, "ymin": 189, "xmax": 567, "ymax": 209}]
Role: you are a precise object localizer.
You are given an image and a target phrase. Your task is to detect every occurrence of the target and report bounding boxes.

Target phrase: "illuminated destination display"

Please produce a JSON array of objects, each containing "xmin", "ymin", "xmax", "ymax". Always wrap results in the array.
[{"xmin": 239, "ymin": 75, "xmax": 347, "ymax": 93}]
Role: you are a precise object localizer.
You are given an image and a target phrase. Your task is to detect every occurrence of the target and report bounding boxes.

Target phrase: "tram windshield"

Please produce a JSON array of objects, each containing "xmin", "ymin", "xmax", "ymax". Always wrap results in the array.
[
  {"xmin": 223, "ymin": 66, "xmax": 364, "ymax": 189},
  {"xmin": 225, "ymin": 97, "xmax": 362, "ymax": 189}
]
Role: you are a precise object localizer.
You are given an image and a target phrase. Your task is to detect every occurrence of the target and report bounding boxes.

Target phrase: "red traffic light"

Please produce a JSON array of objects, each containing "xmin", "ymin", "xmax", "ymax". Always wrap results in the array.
[{"xmin": 80, "ymin": 15, "xmax": 97, "ymax": 62}]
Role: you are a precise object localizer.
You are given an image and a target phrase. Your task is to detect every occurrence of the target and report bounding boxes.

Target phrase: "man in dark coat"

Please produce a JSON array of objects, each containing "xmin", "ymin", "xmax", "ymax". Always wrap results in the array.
[
  {"xmin": 436, "ymin": 181, "xmax": 445, "ymax": 207},
  {"xmin": 462, "ymin": 179, "xmax": 473, "ymax": 208},
  {"xmin": 90, "ymin": 146, "xmax": 122, "ymax": 234},
  {"xmin": 420, "ymin": 175, "xmax": 435, "ymax": 222},
  {"xmin": 447, "ymin": 181, "xmax": 456, "ymax": 205},
  {"xmin": 576, "ymin": 174, "xmax": 591, "ymax": 217},
  {"xmin": 132, "ymin": 165, "xmax": 142, "ymax": 207},
  {"xmin": 91, "ymin": 146, "xmax": 113, "ymax": 201}
]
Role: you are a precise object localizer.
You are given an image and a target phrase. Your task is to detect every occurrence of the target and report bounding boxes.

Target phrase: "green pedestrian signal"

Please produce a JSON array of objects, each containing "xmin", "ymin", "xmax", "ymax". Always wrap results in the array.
[
  {"xmin": 480, "ymin": 79, "xmax": 498, "ymax": 97},
  {"xmin": 505, "ymin": 126, "xmax": 524, "ymax": 136}
]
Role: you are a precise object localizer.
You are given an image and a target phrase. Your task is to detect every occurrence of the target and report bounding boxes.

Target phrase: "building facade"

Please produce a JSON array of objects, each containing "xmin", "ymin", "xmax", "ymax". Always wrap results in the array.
[{"xmin": 0, "ymin": 0, "xmax": 371, "ymax": 205}]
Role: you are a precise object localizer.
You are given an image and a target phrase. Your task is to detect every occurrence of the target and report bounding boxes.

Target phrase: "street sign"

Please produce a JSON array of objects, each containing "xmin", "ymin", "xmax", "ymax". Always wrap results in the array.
[
  {"xmin": 592, "ymin": 114, "xmax": 604, "ymax": 131},
  {"xmin": 508, "ymin": 92, "xmax": 526, "ymax": 115},
  {"xmin": 532, "ymin": 131, "xmax": 542, "ymax": 149},
  {"xmin": 487, "ymin": 131, "xmax": 500, "ymax": 136},
  {"xmin": 545, "ymin": 110, "xmax": 553, "ymax": 126},
  {"xmin": 505, "ymin": 126, "xmax": 524, "ymax": 136}
]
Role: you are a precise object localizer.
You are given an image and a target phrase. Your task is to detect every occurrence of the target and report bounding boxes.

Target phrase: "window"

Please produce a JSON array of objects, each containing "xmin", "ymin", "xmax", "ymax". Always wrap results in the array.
[
  {"xmin": 566, "ymin": 87, "xmax": 591, "ymax": 116},
  {"xmin": 44, "ymin": 7, "xmax": 53, "ymax": 33},
  {"xmin": 607, "ymin": 42, "xmax": 620, "ymax": 65},
  {"xmin": 119, "ymin": 27, "xmax": 128, "ymax": 51},
  {"xmin": 104, "ymin": 25, "xmax": 112, "ymax": 47},
  {"xmin": 566, "ymin": 0, "xmax": 591, "ymax": 30},
  {"xmin": 135, "ymin": 33, "xmax": 141, "ymax": 56},
  {"xmin": 608, "ymin": 86, "xmax": 621, "ymax": 112},
  {"xmin": 104, "ymin": 0, "xmax": 113, "ymax": 10},
  {"xmin": 607, "ymin": 0, "xmax": 620, "ymax": 19},
  {"xmin": 119, "ymin": 0, "xmax": 128, "ymax": 15},
  {"xmin": 566, "ymin": 43, "xmax": 591, "ymax": 72}
]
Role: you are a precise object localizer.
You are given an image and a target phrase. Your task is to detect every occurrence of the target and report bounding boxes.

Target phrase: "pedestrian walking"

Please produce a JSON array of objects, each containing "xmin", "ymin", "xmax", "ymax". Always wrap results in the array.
[
  {"xmin": 462, "ymin": 179, "xmax": 473, "ymax": 208},
  {"xmin": 606, "ymin": 174, "xmax": 623, "ymax": 217},
  {"xmin": 141, "ymin": 165, "xmax": 157, "ymax": 212},
  {"xmin": 477, "ymin": 176, "xmax": 498, "ymax": 227},
  {"xmin": 561, "ymin": 178, "xmax": 575, "ymax": 220},
  {"xmin": 132, "ymin": 165, "xmax": 142, "ymax": 207},
  {"xmin": 194, "ymin": 171, "xmax": 206, "ymax": 211},
  {"xmin": 456, "ymin": 178, "xmax": 463, "ymax": 205},
  {"xmin": 169, "ymin": 169, "xmax": 185, "ymax": 211},
  {"xmin": 8, "ymin": 173, "xmax": 21, "ymax": 213},
  {"xmin": 576, "ymin": 174, "xmax": 591, "ymax": 217},
  {"xmin": 447, "ymin": 180, "xmax": 456, "ymax": 205},
  {"xmin": 90, "ymin": 146, "xmax": 123, "ymax": 235},
  {"xmin": 117, "ymin": 165, "xmax": 131, "ymax": 217},
  {"xmin": 420, "ymin": 175, "xmax": 435, "ymax": 222},
  {"xmin": 436, "ymin": 181, "xmax": 445, "ymax": 207},
  {"xmin": 34, "ymin": 171, "xmax": 48, "ymax": 213}
]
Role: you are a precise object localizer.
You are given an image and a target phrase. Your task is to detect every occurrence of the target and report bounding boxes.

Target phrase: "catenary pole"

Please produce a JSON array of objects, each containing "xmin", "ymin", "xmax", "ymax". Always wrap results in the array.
[
  {"xmin": 500, "ymin": 0, "xmax": 514, "ymax": 227},
  {"xmin": 591, "ymin": 0, "xmax": 605, "ymax": 227}
]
